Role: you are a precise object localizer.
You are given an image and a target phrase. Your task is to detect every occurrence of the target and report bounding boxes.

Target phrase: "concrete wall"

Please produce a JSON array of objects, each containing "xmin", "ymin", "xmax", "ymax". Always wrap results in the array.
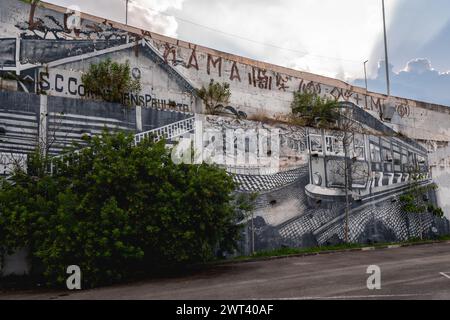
[
  {"xmin": 0, "ymin": 90, "xmax": 191, "ymax": 173},
  {"xmin": 0, "ymin": 0, "xmax": 449, "ymax": 226},
  {"xmin": 0, "ymin": 91, "xmax": 39, "ymax": 155},
  {"xmin": 0, "ymin": 0, "xmax": 448, "ymax": 140},
  {"xmin": 0, "ymin": 1, "xmax": 449, "ymax": 218},
  {"xmin": 200, "ymin": 115, "xmax": 449, "ymax": 255}
]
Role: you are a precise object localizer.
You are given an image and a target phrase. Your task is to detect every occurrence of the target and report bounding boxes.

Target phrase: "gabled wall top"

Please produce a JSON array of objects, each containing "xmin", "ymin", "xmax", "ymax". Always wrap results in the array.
[
  {"xmin": 34, "ymin": 1, "xmax": 450, "ymax": 115},
  {"xmin": 1, "ymin": 0, "xmax": 450, "ymax": 143}
]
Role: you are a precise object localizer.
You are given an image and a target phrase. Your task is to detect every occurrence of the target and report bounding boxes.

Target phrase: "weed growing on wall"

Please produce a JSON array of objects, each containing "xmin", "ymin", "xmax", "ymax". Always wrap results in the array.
[
  {"xmin": 290, "ymin": 91, "xmax": 340, "ymax": 128},
  {"xmin": 399, "ymin": 176, "xmax": 443, "ymax": 217},
  {"xmin": 197, "ymin": 79, "xmax": 231, "ymax": 115},
  {"xmin": 81, "ymin": 58, "xmax": 141, "ymax": 105}
]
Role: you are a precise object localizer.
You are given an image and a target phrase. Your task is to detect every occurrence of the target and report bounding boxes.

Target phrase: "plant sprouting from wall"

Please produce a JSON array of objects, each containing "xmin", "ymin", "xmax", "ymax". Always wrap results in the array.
[
  {"xmin": 197, "ymin": 80, "xmax": 231, "ymax": 115},
  {"xmin": 399, "ymin": 173, "xmax": 443, "ymax": 217},
  {"xmin": 398, "ymin": 166, "xmax": 444, "ymax": 239},
  {"xmin": 81, "ymin": 58, "xmax": 141, "ymax": 105}
]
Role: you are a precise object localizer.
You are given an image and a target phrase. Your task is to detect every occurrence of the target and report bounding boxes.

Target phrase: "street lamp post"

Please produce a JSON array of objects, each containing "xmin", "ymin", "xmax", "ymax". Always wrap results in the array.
[
  {"xmin": 363, "ymin": 60, "xmax": 369, "ymax": 109},
  {"xmin": 363, "ymin": 60, "xmax": 369, "ymax": 92},
  {"xmin": 125, "ymin": 0, "xmax": 129, "ymax": 25},
  {"xmin": 382, "ymin": 0, "xmax": 391, "ymax": 96}
]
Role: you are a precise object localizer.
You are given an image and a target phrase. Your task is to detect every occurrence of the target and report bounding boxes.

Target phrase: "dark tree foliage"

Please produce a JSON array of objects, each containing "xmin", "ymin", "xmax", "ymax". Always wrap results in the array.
[{"xmin": 0, "ymin": 130, "xmax": 239, "ymax": 287}]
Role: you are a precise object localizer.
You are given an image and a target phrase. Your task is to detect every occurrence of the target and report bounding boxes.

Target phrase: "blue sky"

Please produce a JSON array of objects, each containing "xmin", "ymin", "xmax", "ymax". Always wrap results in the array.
[{"xmin": 46, "ymin": 0, "xmax": 450, "ymax": 106}]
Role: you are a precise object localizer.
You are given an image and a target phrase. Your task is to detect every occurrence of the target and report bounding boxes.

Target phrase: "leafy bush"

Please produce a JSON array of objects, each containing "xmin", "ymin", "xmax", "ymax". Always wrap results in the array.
[
  {"xmin": 428, "ymin": 205, "xmax": 444, "ymax": 218},
  {"xmin": 81, "ymin": 58, "xmax": 141, "ymax": 104},
  {"xmin": 399, "ymin": 194, "xmax": 426, "ymax": 214},
  {"xmin": 0, "ymin": 130, "xmax": 239, "ymax": 287},
  {"xmin": 290, "ymin": 91, "xmax": 340, "ymax": 127}
]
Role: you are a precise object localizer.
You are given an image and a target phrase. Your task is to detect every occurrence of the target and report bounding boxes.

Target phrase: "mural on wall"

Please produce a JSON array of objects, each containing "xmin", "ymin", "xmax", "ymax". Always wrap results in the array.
[
  {"xmin": 36, "ymin": 68, "xmax": 191, "ymax": 112},
  {"xmin": 198, "ymin": 105, "xmax": 449, "ymax": 253},
  {"xmin": 2, "ymin": 0, "xmax": 450, "ymax": 145},
  {"xmin": 0, "ymin": 0, "xmax": 412, "ymax": 120},
  {"xmin": 0, "ymin": 0, "xmax": 196, "ymax": 113},
  {"xmin": 0, "ymin": 0, "xmax": 449, "ymax": 252}
]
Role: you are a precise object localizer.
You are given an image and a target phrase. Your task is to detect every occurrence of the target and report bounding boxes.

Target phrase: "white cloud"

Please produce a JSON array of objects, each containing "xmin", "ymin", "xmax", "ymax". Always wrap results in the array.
[
  {"xmin": 369, "ymin": 0, "xmax": 450, "ymax": 76},
  {"xmin": 404, "ymin": 58, "xmax": 433, "ymax": 74},
  {"xmin": 46, "ymin": 0, "xmax": 450, "ymax": 96},
  {"xmin": 128, "ymin": 0, "xmax": 185, "ymax": 37},
  {"xmin": 42, "ymin": 0, "xmax": 403, "ymax": 80},
  {"xmin": 45, "ymin": 0, "xmax": 185, "ymax": 38},
  {"xmin": 353, "ymin": 58, "xmax": 450, "ymax": 106},
  {"xmin": 136, "ymin": 0, "xmax": 184, "ymax": 11},
  {"xmin": 169, "ymin": 0, "xmax": 389, "ymax": 80}
]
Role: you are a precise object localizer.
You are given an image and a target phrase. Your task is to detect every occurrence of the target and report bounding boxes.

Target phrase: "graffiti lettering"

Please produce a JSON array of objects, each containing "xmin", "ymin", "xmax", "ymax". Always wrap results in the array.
[
  {"xmin": 147, "ymin": 98, "xmax": 189, "ymax": 112},
  {"xmin": 9, "ymin": 7, "xmax": 418, "ymax": 122},
  {"xmin": 55, "ymin": 74, "xmax": 64, "ymax": 93},
  {"xmin": 207, "ymin": 54, "xmax": 222, "ymax": 77},
  {"xmin": 68, "ymin": 77, "xmax": 78, "ymax": 95},
  {"xmin": 298, "ymin": 80, "xmax": 321, "ymax": 95},
  {"xmin": 369, "ymin": 96, "xmax": 383, "ymax": 114},
  {"xmin": 17, "ymin": 14, "xmax": 130, "ymax": 41},
  {"xmin": 342, "ymin": 90, "xmax": 353, "ymax": 101},
  {"xmin": 396, "ymin": 104, "xmax": 410, "ymax": 118},
  {"xmin": 28, "ymin": 1, "xmax": 38, "ymax": 30},
  {"xmin": 37, "ymin": 71, "xmax": 189, "ymax": 111},
  {"xmin": 64, "ymin": 6, "xmax": 81, "ymax": 36},
  {"xmin": 187, "ymin": 48, "xmax": 199, "ymax": 70},
  {"xmin": 230, "ymin": 61, "xmax": 241, "ymax": 82},
  {"xmin": 353, "ymin": 93, "xmax": 362, "ymax": 105},
  {"xmin": 249, "ymin": 67, "xmax": 272, "ymax": 90},
  {"xmin": 330, "ymin": 87, "xmax": 353, "ymax": 102},
  {"xmin": 141, "ymin": 30, "xmax": 152, "ymax": 38},
  {"xmin": 330, "ymin": 87, "xmax": 342, "ymax": 100},
  {"xmin": 163, "ymin": 43, "xmax": 177, "ymax": 65},
  {"xmin": 39, "ymin": 72, "xmax": 50, "ymax": 91},
  {"xmin": 276, "ymin": 74, "xmax": 290, "ymax": 91}
]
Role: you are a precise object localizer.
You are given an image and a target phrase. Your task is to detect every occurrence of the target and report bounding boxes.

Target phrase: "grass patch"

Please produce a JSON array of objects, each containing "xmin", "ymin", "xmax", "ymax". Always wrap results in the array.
[{"xmin": 232, "ymin": 235, "xmax": 450, "ymax": 262}]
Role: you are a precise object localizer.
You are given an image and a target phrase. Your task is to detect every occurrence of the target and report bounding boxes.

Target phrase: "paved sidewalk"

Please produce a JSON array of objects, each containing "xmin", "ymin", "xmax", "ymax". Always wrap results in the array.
[{"xmin": 2, "ymin": 242, "xmax": 450, "ymax": 300}]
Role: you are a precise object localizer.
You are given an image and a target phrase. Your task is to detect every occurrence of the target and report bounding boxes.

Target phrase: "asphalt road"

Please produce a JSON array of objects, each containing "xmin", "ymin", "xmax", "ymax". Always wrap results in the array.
[{"xmin": 2, "ymin": 242, "xmax": 450, "ymax": 300}]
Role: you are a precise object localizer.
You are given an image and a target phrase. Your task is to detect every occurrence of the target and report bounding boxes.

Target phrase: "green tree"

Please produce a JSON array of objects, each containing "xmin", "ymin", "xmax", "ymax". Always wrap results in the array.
[
  {"xmin": 399, "ymin": 168, "xmax": 443, "ymax": 239},
  {"xmin": 291, "ymin": 91, "xmax": 340, "ymax": 127},
  {"xmin": 197, "ymin": 79, "xmax": 231, "ymax": 115},
  {"xmin": 0, "ymin": 130, "xmax": 240, "ymax": 287},
  {"xmin": 81, "ymin": 58, "xmax": 141, "ymax": 104}
]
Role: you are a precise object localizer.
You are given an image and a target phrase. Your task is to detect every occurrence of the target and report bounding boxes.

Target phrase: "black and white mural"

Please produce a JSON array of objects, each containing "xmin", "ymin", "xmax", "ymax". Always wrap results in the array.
[
  {"xmin": 0, "ymin": 0, "xmax": 449, "ymax": 255},
  {"xmin": 199, "ymin": 106, "xmax": 450, "ymax": 254},
  {"xmin": 0, "ymin": 0, "xmax": 198, "ymax": 114}
]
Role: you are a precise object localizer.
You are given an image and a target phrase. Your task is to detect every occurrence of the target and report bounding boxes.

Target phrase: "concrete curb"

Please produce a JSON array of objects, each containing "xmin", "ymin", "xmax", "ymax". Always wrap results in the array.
[{"xmin": 218, "ymin": 240, "xmax": 450, "ymax": 266}]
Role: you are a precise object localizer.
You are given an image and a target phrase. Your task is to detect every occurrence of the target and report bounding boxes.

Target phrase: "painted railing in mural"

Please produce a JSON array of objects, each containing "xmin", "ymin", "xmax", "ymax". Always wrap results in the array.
[
  {"xmin": 47, "ymin": 117, "xmax": 195, "ymax": 175},
  {"xmin": 134, "ymin": 117, "xmax": 195, "ymax": 144},
  {"xmin": 224, "ymin": 165, "xmax": 303, "ymax": 176}
]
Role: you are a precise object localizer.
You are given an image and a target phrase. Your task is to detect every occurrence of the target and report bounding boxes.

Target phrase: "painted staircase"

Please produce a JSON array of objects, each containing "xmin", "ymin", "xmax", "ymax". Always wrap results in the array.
[{"xmin": 2, "ymin": 116, "xmax": 195, "ymax": 179}]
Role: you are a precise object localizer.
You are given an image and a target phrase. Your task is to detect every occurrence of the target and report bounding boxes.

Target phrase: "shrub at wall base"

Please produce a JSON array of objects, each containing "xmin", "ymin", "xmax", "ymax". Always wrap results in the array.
[{"xmin": 0, "ymin": 130, "xmax": 239, "ymax": 287}]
